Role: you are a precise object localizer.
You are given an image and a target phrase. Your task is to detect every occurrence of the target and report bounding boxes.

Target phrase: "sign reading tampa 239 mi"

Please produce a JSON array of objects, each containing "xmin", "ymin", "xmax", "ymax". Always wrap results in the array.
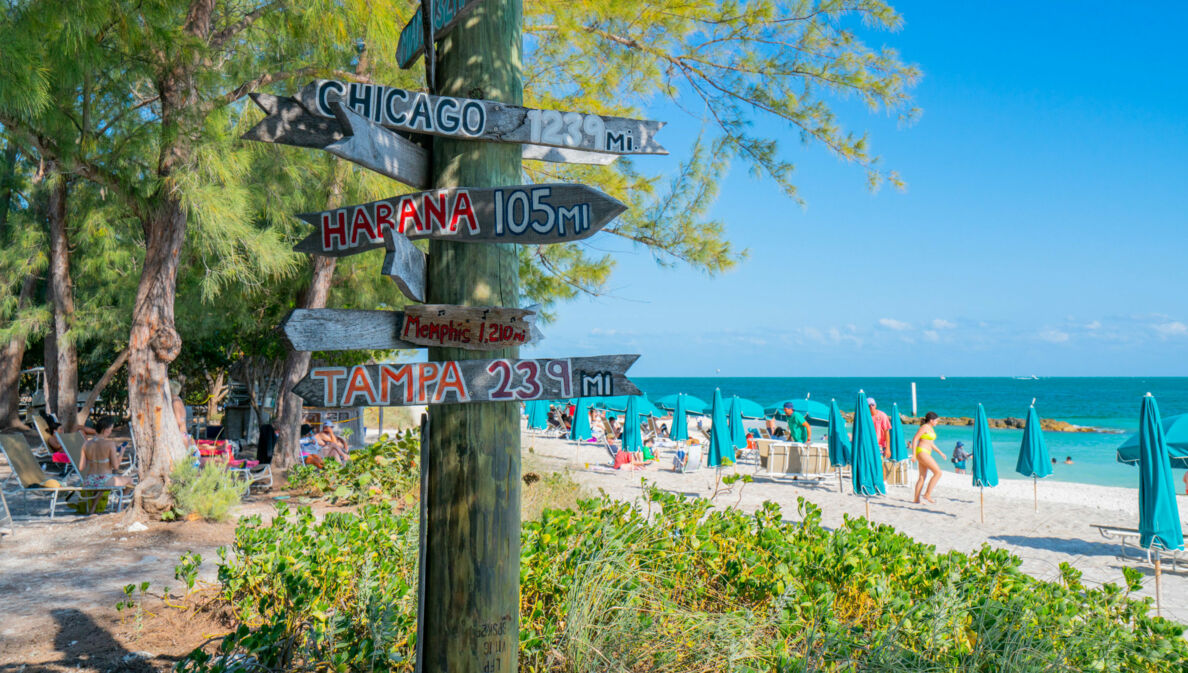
[
  {"xmin": 293, "ymin": 183, "xmax": 626, "ymax": 256},
  {"xmin": 296, "ymin": 80, "xmax": 666, "ymax": 156}
]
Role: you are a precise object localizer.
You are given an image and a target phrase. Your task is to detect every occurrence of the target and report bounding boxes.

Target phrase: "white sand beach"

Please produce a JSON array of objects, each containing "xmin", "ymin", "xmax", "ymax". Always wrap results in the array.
[{"xmin": 522, "ymin": 429, "xmax": 1188, "ymax": 623}]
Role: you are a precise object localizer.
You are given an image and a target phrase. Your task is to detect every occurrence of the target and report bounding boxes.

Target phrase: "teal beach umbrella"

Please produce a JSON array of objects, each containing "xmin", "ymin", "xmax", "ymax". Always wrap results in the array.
[
  {"xmin": 707, "ymin": 389, "xmax": 732, "ymax": 467},
  {"xmin": 669, "ymin": 393, "xmax": 689, "ymax": 441},
  {"xmin": 570, "ymin": 398, "xmax": 593, "ymax": 441},
  {"xmin": 526, "ymin": 400, "xmax": 548, "ymax": 430},
  {"xmin": 623, "ymin": 396, "xmax": 651, "ymax": 460},
  {"xmin": 971, "ymin": 403, "xmax": 999, "ymax": 523},
  {"xmin": 658, "ymin": 394, "xmax": 709, "ymax": 415},
  {"xmin": 731, "ymin": 397, "xmax": 767, "ymax": 419},
  {"xmin": 1117, "ymin": 413, "xmax": 1188, "ymax": 468},
  {"xmin": 729, "ymin": 396, "xmax": 747, "ymax": 450},
  {"xmin": 594, "ymin": 395, "xmax": 664, "ymax": 418},
  {"xmin": 851, "ymin": 391, "xmax": 887, "ymax": 507},
  {"xmin": 1136, "ymin": 394, "xmax": 1184, "ymax": 551},
  {"xmin": 1015, "ymin": 404, "xmax": 1052, "ymax": 512},
  {"xmin": 827, "ymin": 399, "xmax": 851, "ymax": 493},
  {"xmin": 888, "ymin": 403, "xmax": 909, "ymax": 462}
]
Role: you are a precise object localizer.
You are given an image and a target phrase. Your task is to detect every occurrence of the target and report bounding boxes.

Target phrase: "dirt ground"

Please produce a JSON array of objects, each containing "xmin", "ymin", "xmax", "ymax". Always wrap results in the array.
[{"xmin": 0, "ymin": 463, "xmax": 349, "ymax": 672}]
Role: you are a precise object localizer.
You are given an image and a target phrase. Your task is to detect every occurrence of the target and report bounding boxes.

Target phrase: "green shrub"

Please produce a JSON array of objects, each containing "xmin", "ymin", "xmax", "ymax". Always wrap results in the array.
[
  {"xmin": 178, "ymin": 489, "xmax": 1188, "ymax": 672},
  {"xmin": 167, "ymin": 459, "xmax": 243, "ymax": 522},
  {"xmin": 287, "ymin": 431, "xmax": 420, "ymax": 505}
]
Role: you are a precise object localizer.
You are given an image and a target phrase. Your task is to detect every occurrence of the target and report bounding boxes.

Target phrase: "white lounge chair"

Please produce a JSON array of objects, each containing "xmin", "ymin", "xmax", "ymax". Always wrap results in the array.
[{"xmin": 0, "ymin": 434, "xmax": 124, "ymax": 518}]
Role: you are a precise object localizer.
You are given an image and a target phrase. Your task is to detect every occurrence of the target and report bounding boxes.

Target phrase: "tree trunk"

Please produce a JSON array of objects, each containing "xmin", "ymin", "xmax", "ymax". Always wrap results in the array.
[
  {"xmin": 0, "ymin": 273, "xmax": 39, "ymax": 428},
  {"xmin": 47, "ymin": 170, "xmax": 79, "ymax": 432},
  {"xmin": 43, "ymin": 299, "xmax": 57, "ymax": 420},
  {"xmin": 204, "ymin": 369, "xmax": 226, "ymax": 421},
  {"xmin": 78, "ymin": 347, "xmax": 129, "ymax": 426},
  {"xmin": 421, "ymin": 1, "xmax": 523, "ymax": 671},
  {"xmin": 273, "ymin": 255, "xmax": 337, "ymax": 471}
]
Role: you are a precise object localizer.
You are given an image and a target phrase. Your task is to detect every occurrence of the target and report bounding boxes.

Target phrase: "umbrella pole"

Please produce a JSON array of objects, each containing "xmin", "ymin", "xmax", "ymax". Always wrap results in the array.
[
  {"xmin": 979, "ymin": 486, "xmax": 985, "ymax": 524},
  {"xmin": 1033, "ymin": 476, "xmax": 1037, "ymax": 513},
  {"xmin": 865, "ymin": 495, "xmax": 870, "ymax": 520},
  {"xmin": 838, "ymin": 467, "xmax": 844, "ymax": 494},
  {"xmin": 1155, "ymin": 555, "xmax": 1163, "ymax": 617}
]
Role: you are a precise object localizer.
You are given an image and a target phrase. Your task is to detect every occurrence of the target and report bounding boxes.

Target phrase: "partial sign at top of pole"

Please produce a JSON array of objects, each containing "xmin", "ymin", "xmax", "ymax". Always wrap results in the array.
[
  {"xmin": 397, "ymin": 0, "xmax": 484, "ymax": 69},
  {"xmin": 296, "ymin": 80, "xmax": 667, "ymax": 156}
]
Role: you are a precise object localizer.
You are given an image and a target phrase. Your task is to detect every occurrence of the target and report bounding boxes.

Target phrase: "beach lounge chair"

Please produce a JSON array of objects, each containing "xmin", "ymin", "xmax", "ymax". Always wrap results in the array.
[
  {"xmin": 674, "ymin": 442, "xmax": 703, "ymax": 473},
  {"xmin": 55, "ymin": 431, "xmax": 88, "ymax": 482},
  {"xmin": 0, "ymin": 434, "xmax": 124, "ymax": 518},
  {"xmin": 1091, "ymin": 523, "xmax": 1184, "ymax": 570},
  {"xmin": 0, "ymin": 489, "xmax": 11, "ymax": 539}
]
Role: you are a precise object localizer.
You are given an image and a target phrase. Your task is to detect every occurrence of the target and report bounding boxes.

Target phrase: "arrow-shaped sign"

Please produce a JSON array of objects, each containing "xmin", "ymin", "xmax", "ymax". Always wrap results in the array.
[
  {"xmin": 396, "ymin": 0, "xmax": 484, "ymax": 69},
  {"xmin": 293, "ymin": 183, "xmax": 626, "ymax": 257},
  {"xmin": 242, "ymin": 93, "xmax": 430, "ymax": 189},
  {"xmin": 382, "ymin": 228, "xmax": 427, "ymax": 303},
  {"xmin": 293, "ymin": 354, "xmax": 640, "ymax": 407},
  {"xmin": 297, "ymin": 80, "xmax": 667, "ymax": 157},
  {"xmin": 280, "ymin": 306, "xmax": 543, "ymax": 352}
]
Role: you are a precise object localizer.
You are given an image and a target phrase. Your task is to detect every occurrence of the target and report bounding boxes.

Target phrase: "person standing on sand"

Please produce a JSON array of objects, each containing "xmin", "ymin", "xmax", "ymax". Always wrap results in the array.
[
  {"xmin": 869, "ymin": 398, "xmax": 891, "ymax": 455},
  {"xmin": 911, "ymin": 411, "xmax": 946, "ymax": 504},
  {"xmin": 784, "ymin": 404, "xmax": 811, "ymax": 443}
]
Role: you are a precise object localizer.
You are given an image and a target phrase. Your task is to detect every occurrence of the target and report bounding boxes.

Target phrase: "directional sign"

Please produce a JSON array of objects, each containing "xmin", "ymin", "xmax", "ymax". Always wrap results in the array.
[
  {"xmin": 292, "ymin": 354, "xmax": 640, "ymax": 407},
  {"xmin": 293, "ymin": 183, "xmax": 626, "ymax": 257},
  {"xmin": 280, "ymin": 306, "xmax": 544, "ymax": 352},
  {"xmin": 297, "ymin": 80, "xmax": 667, "ymax": 156},
  {"xmin": 382, "ymin": 228, "xmax": 428, "ymax": 303},
  {"xmin": 401, "ymin": 304, "xmax": 539, "ymax": 351},
  {"xmin": 397, "ymin": 0, "xmax": 484, "ymax": 69},
  {"xmin": 242, "ymin": 94, "xmax": 430, "ymax": 189}
]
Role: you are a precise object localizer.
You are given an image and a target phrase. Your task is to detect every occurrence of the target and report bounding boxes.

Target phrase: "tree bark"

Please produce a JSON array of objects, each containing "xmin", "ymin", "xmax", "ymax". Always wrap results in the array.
[
  {"xmin": 77, "ymin": 347, "xmax": 129, "ymax": 426},
  {"xmin": 0, "ymin": 273, "xmax": 39, "ymax": 429},
  {"xmin": 204, "ymin": 368, "xmax": 226, "ymax": 421},
  {"xmin": 273, "ymin": 255, "xmax": 337, "ymax": 472},
  {"xmin": 47, "ymin": 169, "xmax": 79, "ymax": 432},
  {"xmin": 421, "ymin": 1, "xmax": 523, "ymax": 671},
  {"xmin": 43, "ymin": 295, "xmax": 57, "ymax": 420}
]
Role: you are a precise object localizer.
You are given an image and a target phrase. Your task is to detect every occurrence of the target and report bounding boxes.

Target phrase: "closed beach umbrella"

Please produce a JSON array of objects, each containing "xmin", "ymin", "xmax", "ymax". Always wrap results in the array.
[
  {"xmin": 707, "ymin": 389, "xmax": 732, "ymax": 467},
  {"xmin": 670, "ymin": 393, "xmax": 689, "ymax": 441},
  {"xmin": 1116, "ymin": 413, "xmax": 1188, "ymax": 468},
  {"xmin": 851, "ymin": 391, "xmax": 887, "ymax": 513},
  {"xmin": 526, "ymin": 400, "xmax": 548, "ymax": 431},
  {"xmin": 1015, "ymin": 404, "xmax": 1052, "ymax": 512},
  {"xmin": 622, "ymin": 395, "xmax": 647, "ymax": 458},
  {"xmin": 971, "ymin": 403, "xmax": 999, "ymax": 523},
  {"xmin": 888, "ymin": 403, "xmax": 909, "ymax": 462},
  {"xmin": 827, "ymin": 399, "xmax": 851, "ymax": 493},
  {"xmin": 570, "ymin": 398, "xmax": 593, "ymax": 441},
  {"xmin": 1135, "ymin": 393, "xmax": 1184, "ymax": 616},
  {"xmin": 729, "ymin": 396, "xmax": 747, "ymax": 450}
]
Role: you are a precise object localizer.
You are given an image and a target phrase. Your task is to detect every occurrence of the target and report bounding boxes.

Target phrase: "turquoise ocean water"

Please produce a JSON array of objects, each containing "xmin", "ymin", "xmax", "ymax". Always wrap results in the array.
[{"xmin": 632, "ymin": 377, "xmax": 1188, "ymax": 490}]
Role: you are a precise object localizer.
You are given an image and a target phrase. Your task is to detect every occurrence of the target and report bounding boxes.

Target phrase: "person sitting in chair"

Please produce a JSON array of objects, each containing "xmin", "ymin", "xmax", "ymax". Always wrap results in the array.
[
  {"xmin": 79, "ymin": 417, "xmax": 132, "ymax": 489},
  {"xmin": 315, "ymin": 423, "xmax": 349, "ymax": 464}
]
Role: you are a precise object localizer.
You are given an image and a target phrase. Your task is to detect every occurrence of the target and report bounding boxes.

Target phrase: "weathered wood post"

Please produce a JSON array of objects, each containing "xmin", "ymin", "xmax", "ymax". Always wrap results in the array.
[{"xmin": 422, "ymin": 0, "xmax": 522, "ymax": 670}]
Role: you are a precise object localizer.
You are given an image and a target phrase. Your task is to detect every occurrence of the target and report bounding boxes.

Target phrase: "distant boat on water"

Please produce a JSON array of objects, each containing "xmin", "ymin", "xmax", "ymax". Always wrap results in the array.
[
  {"xmin": 1015, "ymin": 375, "xmax": 1040, "ymax": 380},
  {"xmin": 939, "ymin": 375, "xmax": 946, "ymax": 380}
]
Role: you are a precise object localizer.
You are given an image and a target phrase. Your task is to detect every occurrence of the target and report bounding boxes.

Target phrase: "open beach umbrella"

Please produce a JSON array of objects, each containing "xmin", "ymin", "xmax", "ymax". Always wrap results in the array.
[
  {"xmin": 731, "ymin": 397, "xmax": 767, "ymax": 419},
  {"xmin": 729, "ymin": 396, "xmax": 748, "ymax": 450},
  {"xmin": 707, "ymin": 389, "xmax": 732, "ymax": 467},
  {"xmin": 1135, "ymin": 393, "xmax": 1184, "ymax": 615},
  {"xmin": 669, "ymin": 394, "xmax": 689, "ymax": 441},
  {"xmin": 851, "ymin": 391, "xmax": 886, "ymax": 515},
  {"xmin": 526, "ymin": 400, "xmax": 549, "ymax": 431},
  {"xmin": 888, "ymin": 403, "xmax": 909, "ymax": 462},
  {"xmin": 827, "ymin": 399, "xmax": 851, "ymax": 492},
  {"xmin": 766, "ymin": 398, "xmax": 830, "ymax": 421},
  {"xmin": 570, "ymin": 398, "xmax": 593, "ymax": 442},
  {"xmin": 594, "ymin": 395, "xmax": 665, "ymax": 418},
  {"xmin": 971, "ymin": 403, "xmax": 999, "ymax": 523},
  {"xmin": 658, "ymin": 393, "xmax": 710, "ymax": 415},
  {"xmin": 1117, "ymin": 413, "xmax": 1188, "ymax": 469},
  {"xmin": 1015, "ymin": 403, "xmax": 1052, "ymax": 512}
]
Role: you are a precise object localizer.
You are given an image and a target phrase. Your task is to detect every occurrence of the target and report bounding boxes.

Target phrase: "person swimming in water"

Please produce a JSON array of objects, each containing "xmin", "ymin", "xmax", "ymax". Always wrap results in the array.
[{"xmin": 911, "ymin": 411, "xmax": 947, "ymax": 504}]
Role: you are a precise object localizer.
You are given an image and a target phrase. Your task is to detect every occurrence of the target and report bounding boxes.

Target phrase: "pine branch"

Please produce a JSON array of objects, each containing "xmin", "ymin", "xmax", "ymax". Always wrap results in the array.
[{"xmin": 210, "ymin": 1, "xmax": 285, "ymax": 49}]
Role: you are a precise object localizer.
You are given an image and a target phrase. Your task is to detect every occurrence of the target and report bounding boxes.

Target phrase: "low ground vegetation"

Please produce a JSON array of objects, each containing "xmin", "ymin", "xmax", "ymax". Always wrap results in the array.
[{"xmin": 172, "ymin": 439, "xmax": 1186, "ymax": 672}]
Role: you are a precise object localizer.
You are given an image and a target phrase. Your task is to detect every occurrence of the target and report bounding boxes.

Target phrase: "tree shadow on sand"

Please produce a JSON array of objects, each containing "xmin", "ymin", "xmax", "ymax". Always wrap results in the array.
[{"xmin": 0, "ymin": 608, "xmax": 161, "ymax": 673}]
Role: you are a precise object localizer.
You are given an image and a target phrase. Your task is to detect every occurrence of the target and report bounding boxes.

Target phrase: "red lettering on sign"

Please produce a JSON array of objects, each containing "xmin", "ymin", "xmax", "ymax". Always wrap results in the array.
[
  {"xmin": 401, "ymin": 314, "xmax": 420, "ymax": 340},
  {"xmin": 342, "ymin": 367, "xmax": 377, "ymax": 406},
  {"xmin": 416, "ymin": 363, "xmax": 439, "ymax": 403},
  {"xmin": 375, "ymin": 202, "xmax": 396, "ymax": 238},
  {"xmin": 397, "ymin": 196, "xmax": 422, "ymax": 234},
  {"xmin": 434, "ymin": 361, "xmax": 469, "ymax": 403},
  {"xmin": 350, "ymin": 207, "xmax": 378, "ymax": 246},
  {"xmin": 423, "ymin": 191, "xmax": 449, "ymax": 233},
  {"xmin": 322, "ymin": 211, "xmax": 349, "ymax": 250},
  {"xmin": 452, "ymin": 191, "xmax": 479, "ymax": 234},
  {"xmin": 310, "ymin": 367, "xmax": 348, "ymax": 404},
  {"xmin": 377, "ymin": 364, "xmax": 397, "ymax": 404}
]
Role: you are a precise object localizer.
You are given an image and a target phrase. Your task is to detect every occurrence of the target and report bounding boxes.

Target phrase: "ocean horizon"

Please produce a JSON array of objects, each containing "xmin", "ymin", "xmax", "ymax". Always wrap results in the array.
[{"xmin": 631, "ymin": 376, "xmax": 1188, "ymax": 490}]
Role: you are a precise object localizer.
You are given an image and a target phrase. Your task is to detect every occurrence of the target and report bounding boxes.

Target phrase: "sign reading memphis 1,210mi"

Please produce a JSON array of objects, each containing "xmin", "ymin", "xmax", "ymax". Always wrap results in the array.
[
  {"xmin": 293, "ymin": 355, "xmax": 641, "ymax": 408},
  {"xmin": 296, "ymin": 80, "xmax": 666, "ymax": 156}
]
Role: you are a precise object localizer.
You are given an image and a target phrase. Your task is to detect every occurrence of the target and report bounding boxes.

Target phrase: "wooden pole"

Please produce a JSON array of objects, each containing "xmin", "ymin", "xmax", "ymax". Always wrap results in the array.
[
  {"xmin": 1155, "ymin": 555, "xmax": 1162, "ymax": 617},
  {"xmin": 864, "ymin": 495, "xmax": 870, "ymax": 520},
  {"xmin": 980, "ymin": 486, "xmax": 985, "ymax": 524},
  {"xmin": 1033, "ymin": 476, "xmax": 1037, "ymax": 513},
  {"xmin": 420, "ymin": 1, "xmax": 523, "ymax": 671},
  {"xmin": 837, "ymin": 466, "xmax": 844, "ymax": 493}
]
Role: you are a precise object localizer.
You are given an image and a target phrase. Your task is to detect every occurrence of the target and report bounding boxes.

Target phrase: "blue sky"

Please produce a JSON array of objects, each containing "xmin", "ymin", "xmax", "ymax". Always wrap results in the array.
[{"xmin": 524, "ymin": 2, "xmax": 1188, "ymax": 376}]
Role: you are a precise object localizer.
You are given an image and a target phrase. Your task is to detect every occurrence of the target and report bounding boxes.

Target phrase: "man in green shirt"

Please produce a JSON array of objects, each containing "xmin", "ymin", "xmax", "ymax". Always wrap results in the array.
[{"xmin": 783, "ymin": 404, "xmax": 811, "ymax": 443}]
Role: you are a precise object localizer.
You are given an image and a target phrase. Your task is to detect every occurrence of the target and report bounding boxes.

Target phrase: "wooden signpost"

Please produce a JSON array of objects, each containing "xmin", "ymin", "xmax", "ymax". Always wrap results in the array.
[
  {"xmin": 381, "ymin": 229, "xmax": 428, "ymax": 302},
  {"xmin": 396, "ymin": 0, "xmax": 485, "ymax": 69},
  {"xmin": 280, "ymin": 306, "xmax": 543, "ymax": 352},
  {"xmin": 296, "ymin": 80, "xmax": 667, "ymax": 156},
  {"xmin": 292, "ymin": 183, "xmax": 626, "ymax": 256},
  {"xmin": 292, "ymin": 354, "xmax": 640, "ymax": 407}
]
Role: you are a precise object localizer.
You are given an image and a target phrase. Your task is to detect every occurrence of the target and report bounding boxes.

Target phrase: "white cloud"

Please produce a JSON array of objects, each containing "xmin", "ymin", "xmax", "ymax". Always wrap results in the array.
[
  {"xmin": 931, "ymin": 318, "xmax": 956, "ymax": 330},
  {"xmin": 922, "ymin": 330, "xmax": 940, "ymax": 342},
  {"xmin": 878, "ymin": 318, "xmax": 912, "ymax": 331},
  {"xmin": 1037, "ymin": 329, "xmax": 1070, "ymax": 344},
  {"xmin": 1085, "ymin": 320, "xmax": 1101, "ymax": 330},
  {"xmin": 1153, "ymin": 321, "xmax": 1188, "ymax": 338}
]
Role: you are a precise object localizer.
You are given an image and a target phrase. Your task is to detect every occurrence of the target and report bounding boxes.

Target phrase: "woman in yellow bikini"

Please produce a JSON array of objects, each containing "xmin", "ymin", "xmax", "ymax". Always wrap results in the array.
[{"xmin": 911, "ymin": 411, "xmax": 946, "ymax": 504}]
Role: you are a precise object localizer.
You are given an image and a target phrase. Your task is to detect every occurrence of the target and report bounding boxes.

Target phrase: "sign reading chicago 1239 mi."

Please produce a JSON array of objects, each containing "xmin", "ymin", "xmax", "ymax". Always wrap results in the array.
[
  {"xmin": 296, "ymin": 80, "xmax": 666, "ymax": 156},
  {"xmin": 293, "ymin": 354, "xmax": 640, "ymax": 407}
]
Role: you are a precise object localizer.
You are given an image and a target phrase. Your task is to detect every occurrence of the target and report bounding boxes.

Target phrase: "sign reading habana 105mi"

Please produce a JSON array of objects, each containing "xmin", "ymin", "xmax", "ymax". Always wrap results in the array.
[
  {"xmin": 296, "ymin": 80, "xmax": 666, "ymax": 156},
  {"xmin": 293, "ymin": 183, "xmax": 626, "ymax": 256},
  {"xmin": 292, "ymin": 354, "xmax": 640, "ymax": 408}
]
